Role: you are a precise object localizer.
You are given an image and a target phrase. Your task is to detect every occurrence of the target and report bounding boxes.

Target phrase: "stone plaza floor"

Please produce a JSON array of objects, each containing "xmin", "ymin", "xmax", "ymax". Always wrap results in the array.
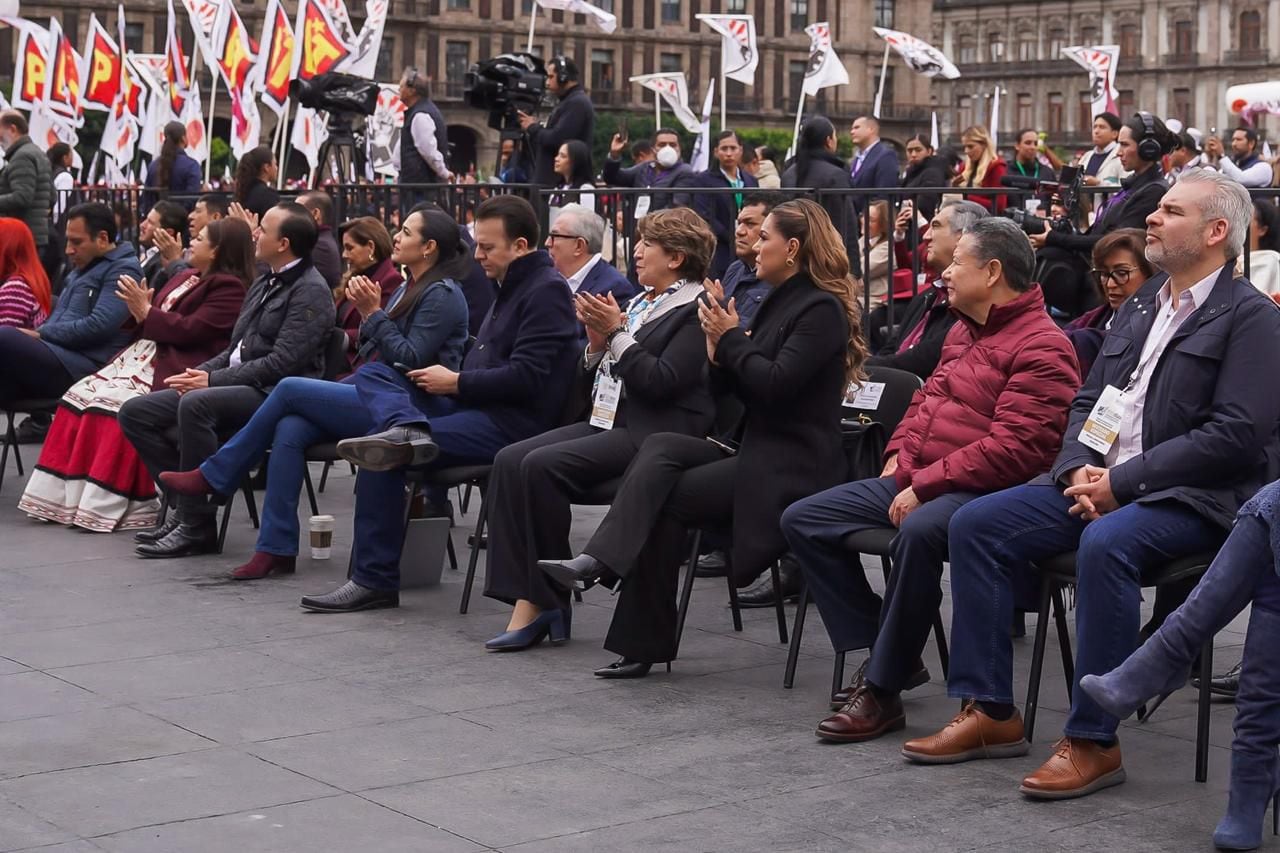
[{"xmin": 0, "ymin": 452, "xmax": 1256, "ymax": 852}]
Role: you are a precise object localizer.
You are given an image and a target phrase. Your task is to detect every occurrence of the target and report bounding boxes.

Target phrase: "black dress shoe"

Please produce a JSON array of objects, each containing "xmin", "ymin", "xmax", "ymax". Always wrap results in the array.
[
  {"xmin": 15, "ymin": 413, "xmax": 51, "ymax": 444},
  {"xmin": 134, "ymin": 510, "xmax": 180, "ymax": 544},
  {"xmin": 735, "ymin": 557, "xmax": 803, "ymax": 608},
  {"xmin": 337, "ymin": 426, "xmax": 438, "ymax": 472},
  {"xmin": 593, "ymin": 657, "xmax": 653, "ymax": 678},
  {"xmin": 135, "ymin": 522, "xmax": 217, "ymax": 559},
  {"xmin": 539, "ymin": 554, "xmax": 609, "ymax": 591},
  {"xmin": 1191, "ymin": 661, "xmax": 1241, "ymax": 697},
  {"xmin": 299, "ymin": 580, "xmax": 399, "ymax": 613},
  {"xmin": 694, "ymin": 550, "xmax": 729, "ymax": 578}
]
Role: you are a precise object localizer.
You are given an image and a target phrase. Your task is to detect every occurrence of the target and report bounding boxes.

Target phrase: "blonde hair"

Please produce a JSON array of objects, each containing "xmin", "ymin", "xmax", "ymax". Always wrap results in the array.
[
  {"xmin": 766, "ymin": 199, "xmax": 868, "ymax": 383},
  {"xmin": 636, "ymin": 207, "xmax": 717, "ymax": 281},
  {"xmin": 955, "ymin": 125, "xmax": 997, "ymax": 188}
]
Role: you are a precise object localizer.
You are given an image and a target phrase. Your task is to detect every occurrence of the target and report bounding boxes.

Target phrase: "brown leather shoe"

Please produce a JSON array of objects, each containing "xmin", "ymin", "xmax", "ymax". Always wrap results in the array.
[
  {"xmin": 901, "ymin": 700, "xmax": 1031, "ymax": 764},
  {"xmin": 830, "ymin": 659, "xmax": 931, "ymax": 710},
  {"xmin": 1019, "ymin": 737, "xmax": 1125, "ymax": 800},
  {"xmin": 816, "ymin": 687, "xmax": 905, "ymax": 743}
]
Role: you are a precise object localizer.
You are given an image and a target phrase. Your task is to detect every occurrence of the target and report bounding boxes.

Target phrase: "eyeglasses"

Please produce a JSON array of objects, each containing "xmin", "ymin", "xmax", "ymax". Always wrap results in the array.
[
  {"xmin": 1090, "ymin": 266, "xmax": 1138, "ymax": 286},
  {"xmin": 546, "ymin": 232, "xmax": 583, "ymax": 242}
]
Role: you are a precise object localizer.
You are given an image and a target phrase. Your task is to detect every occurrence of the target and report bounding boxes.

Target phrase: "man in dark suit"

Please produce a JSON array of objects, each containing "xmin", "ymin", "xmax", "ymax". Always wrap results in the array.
[
  {"xmin": 138, "ymin": 201, "xmax": 189, "ymax": 292},
  {"xmin": 693, "ymin": 130, "xmax": 760, "ymax": 280},
  {"xmin": 908, "ymin": 171, "xmax": 1280, "ymax": 800},
  {"xmin": 546, "ymin": 202, "xmax": 638, "ymax": 312},
  {"xmin": 300, "ymin": 195, "xmax": 580, "ymax": 613},
  {"xmin": 719, "ymin": 195, "xmax": 773, "ymax": 329},
  {"xmin": 849, "ymin": 115, "xmax": 900, "ymax": 217},
  {"xmin": 120, "ymin": 202, "xmax": 336, "ymax": 558},
  {"xmin": 298, "ymin": 191, "xmax": 343, "ymax": 290},
  {"xmin": 517, "ymin": 56, "xmax": 595, "ymax": 187}
]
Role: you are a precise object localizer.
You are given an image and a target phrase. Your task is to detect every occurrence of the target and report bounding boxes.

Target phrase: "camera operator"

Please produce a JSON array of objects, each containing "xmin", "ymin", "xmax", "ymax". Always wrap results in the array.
[
  {"xmin": 397, "ymin": 68, "xmax": 453, "ymax": 189},
  {"xmin": 1029, "ymin": 112, "xmax": 1174, "ymax": 320},
  {"xmin": 1204, "ymin": 126, "xmax": 1274, "ymax": 188},
  {"xmin": 517, "ymin": 56, "xmax": 595, "ymax": 187}
]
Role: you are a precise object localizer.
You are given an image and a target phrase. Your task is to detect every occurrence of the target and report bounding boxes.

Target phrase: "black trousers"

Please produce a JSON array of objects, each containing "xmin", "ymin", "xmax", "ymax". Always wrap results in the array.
[
  {"xmin": 586, "ymin": 433, "xmax": 735, "ymax": 663},
  {"xmin": 118, "ymin": 386, "xmax": 267, "ymax": 520},
  {"xmin": 483, "ymin": 422, "xmax": 643, "ymax": 612},
  {"xmin": 0, "ymin": 327, "xmax": 73, "ymax": 406}
]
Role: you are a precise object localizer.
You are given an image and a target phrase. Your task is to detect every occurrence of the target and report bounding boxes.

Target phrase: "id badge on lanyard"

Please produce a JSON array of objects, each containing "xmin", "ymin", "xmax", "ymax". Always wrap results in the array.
[{"xmin": 590, "ymin": 362, "xmax": 622, "ymax": 430}]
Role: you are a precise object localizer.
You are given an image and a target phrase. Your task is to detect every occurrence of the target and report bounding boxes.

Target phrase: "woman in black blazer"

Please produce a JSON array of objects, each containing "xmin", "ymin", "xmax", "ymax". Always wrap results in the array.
[
  {"xmin": 481, "ymin": 208, "xmax": 718, "ymax": 651},
  {"xmin": 540, "ymin": 199, "xmax": 867, "ymax": 677},
  {"xmin": 900, "ymin": 134, "xmax": 951, "ymax": 223}
]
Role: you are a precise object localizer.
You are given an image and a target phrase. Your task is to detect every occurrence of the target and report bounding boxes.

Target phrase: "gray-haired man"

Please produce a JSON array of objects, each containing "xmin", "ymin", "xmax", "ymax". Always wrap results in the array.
[{"xmin": 545, "ymin": 203, "xmax": 637, "ymax": 306}]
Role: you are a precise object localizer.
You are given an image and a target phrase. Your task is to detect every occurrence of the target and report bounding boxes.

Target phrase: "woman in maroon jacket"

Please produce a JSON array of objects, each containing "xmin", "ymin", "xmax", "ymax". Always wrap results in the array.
[
  {"xmin": 18, "ymin": 219, "xmax": 253, "ymax": 533},
  {"xmin": 334, "ymin": 217, "xmax": 404, "ymax": 371}
]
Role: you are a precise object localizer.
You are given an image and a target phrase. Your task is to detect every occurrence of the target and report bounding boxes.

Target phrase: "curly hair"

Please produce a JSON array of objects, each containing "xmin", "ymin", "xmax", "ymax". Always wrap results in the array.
[{"xmin": 635, "ymin": 207, "xmax": 717, "ymax": 282}]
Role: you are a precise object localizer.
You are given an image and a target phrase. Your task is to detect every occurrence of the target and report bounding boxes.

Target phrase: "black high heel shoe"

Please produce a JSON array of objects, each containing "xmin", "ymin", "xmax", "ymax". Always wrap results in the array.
[
  {"xmin": 593, "ymin": 657, "xmax": 653, "ymax": 679},
  {"xmin": 539, "ymin": 554, "xmax": 610, "ymax": 591}
]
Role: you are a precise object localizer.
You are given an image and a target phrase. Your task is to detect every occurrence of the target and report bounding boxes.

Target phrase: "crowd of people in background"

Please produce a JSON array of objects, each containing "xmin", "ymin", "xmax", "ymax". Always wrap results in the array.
[{"xmin": 10, "ymin": 55, "xmax": 1280, "ymax": 852}]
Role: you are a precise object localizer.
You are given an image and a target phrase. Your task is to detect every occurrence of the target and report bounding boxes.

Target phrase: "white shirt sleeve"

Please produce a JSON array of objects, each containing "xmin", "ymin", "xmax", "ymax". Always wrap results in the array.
[
  {"xmin": 1217, "ymin": 156, "xmax": 1274, "ymax": 188},
  {"xmin": 411, "ymin": 112, "xmax": 450, "ymax": 181}
]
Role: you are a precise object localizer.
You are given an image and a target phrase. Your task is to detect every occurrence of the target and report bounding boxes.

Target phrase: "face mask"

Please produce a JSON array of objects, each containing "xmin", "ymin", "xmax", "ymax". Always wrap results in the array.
[{"xmin": 656, "ymin": 146, "xmax": 680, "ymax": 168}]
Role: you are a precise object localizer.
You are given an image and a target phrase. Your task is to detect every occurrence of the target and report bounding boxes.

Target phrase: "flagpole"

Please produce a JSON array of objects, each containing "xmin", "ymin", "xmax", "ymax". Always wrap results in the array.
[
  {"xmin": 654, "ymin": 89, "xmax": 661, "ymax": 129},
  {"xmin": 872, "ymin": 42, "xmax": 890, "ymax": 118},
  {"xmin": 204, "ymin": 74, "xmax": 218, "ymax": 185},
  {"xmin": 789, "ymin": 91, "xmax": 806, "ymax": 161},
  {"xmin": 526, "ymin": 3, "xmax": 538, "ymax": 53},
  {"xmin": 719, "ymin": 45, "xmax": 726, "ymax": 129},
  {"xmin": 278, "ymin": 99, "xmax": 291, "ymax": 189}
]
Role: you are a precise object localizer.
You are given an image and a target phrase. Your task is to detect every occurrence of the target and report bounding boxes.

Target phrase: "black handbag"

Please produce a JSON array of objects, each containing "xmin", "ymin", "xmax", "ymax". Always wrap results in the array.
[{"xmin": 841, "ymin": 418, "xmax": 888, "ymax": 482}]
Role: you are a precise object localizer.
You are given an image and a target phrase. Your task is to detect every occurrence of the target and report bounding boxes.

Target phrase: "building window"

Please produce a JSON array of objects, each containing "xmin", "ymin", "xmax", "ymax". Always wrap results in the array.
[
  {"xmin": 727, "ymin": 0, "xmax": 746, "ymax": 10},
  {"xmin": 1017, "ymin": 32, "xmax": 1036, "ymax": 61},
  {"xmin": 1048, "ymin": 92, "xmax": 1064, "ymax": 134},
  {"xmin": 591, "ymin": 48, "xmax": 614, "ymax": 90},
  {"xmin": 1174, "ymin": 20, "xmax": 1194, "ymax": 55},
  {"xmin": 522, "ymin": 0, "xmax": 533, "ymax": 10},
  {"xmin": 957, "ymin": 34, "xmax": 975, "ymax": 64},
  {"xmin": 1077, "ymin": 92, "xmax": 1092, "ymax": 134},
  {"xmin": 1241, "ymin": 10, "xmax": 1263, "ymax": 52},
  {"xmin": 987, "ymin": 31, "xmax": 1004, "ymax": 62},
  {"xmin": 124, "ymin": 22, "xmax": 145, "ymax": 52},
  {"xmin": 660, "ymin": 52, "xmax": 682, "ymax": 73},
  {"xmin": 957, "ymin": 95, "xmax": 974, "ymax": 131},
  {"xmin": 447, "ymin": 0, "xmax": 469, "ymax": 7},
  {"xmin": 1016, "ymin": 93, "xmax": 1032, "ymax": 129},
  {"xmin": 1079, "ymin": 25, "xmax": 1098, "ymax": 45},
  {"xmin": 1119, "ymin": 24, "xmax": 1140, "ymax": 57},
  {"xmin": 376, "ymin": 35, "xmax": 396, "ymax": 81},
  {"xmin": 874, "ymin": 0, "xmax": 894, "ymax": 29},
  {"xmin": 1117, "ymin": 88, "xmax": 1135, "ymax": 118},
  {"xmin": 596, "ymin": 0, "xmax": 612, "ymax": 11},
  {"xmin": 1173, "ymin": 88, "xmax": 1193, "ymax": 124},
  {"xmin": 1048, "ymin": 27, "xmax": 1065, "ymax": 57},
  {"xmin": 789, "ymin": 59, "xmax": 807, "ymax": 103},
  {"xmin": 662, "ymin": 0, "xmax": 680, "ymax": 24},
  {"xmin": 445, "ymin": 41, "xmax": 470, "ymax": 95},
  {"xmin": 790, "ymin": 0, "xmax": 807, "ymax": 31}
]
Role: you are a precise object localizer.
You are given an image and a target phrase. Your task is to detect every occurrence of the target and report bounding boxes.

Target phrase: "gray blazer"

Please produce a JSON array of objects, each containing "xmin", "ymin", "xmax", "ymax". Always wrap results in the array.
[{"xmin": 198, "ymin": 262, "xmax": 336, "ymax": 390}]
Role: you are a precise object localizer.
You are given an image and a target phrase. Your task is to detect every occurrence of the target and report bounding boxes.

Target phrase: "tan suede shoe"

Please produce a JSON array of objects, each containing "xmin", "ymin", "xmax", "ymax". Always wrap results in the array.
[
  {"xmin": 1020, "ymin": 737, "xmax": 1125, "ymax": 800},
  {"xmin": 901, "ymin": 700, "xmax": 1031, "ymax": 765}
]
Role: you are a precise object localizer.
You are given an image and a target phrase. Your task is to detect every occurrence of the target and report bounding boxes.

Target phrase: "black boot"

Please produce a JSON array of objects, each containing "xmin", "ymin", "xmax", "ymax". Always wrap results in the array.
[
  {"xmin": 736, "ymin": 556, "xmax": 802, "ymax": 608},
  {"xmin": 135, "ymin": 519, "xmax": 218, "ymax": 558}
]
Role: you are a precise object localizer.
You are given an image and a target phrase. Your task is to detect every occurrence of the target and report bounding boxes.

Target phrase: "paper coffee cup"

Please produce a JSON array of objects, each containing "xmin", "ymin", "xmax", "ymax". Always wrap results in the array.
[{"xmin": 309, "ymin": 514, "xmax": 335, "ymax": 560}]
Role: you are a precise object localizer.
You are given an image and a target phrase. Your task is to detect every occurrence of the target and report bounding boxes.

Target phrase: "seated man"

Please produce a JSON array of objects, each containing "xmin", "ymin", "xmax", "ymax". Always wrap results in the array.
[
  {"xmin": 300, "ymin": 194, "xmax": 579, "ymax": 613},
  {"xmin": 781, "ymin": 218, "xmax": 1081, "ymax": 742},
  {"xmin": 545, "ymin": 202, "xmax": 637, "ymax": 309},
  {"xmin": 119, "ymin": 202, "xmax": 335, "ymax": 558},
  {"xmin": 720, "ymin": 194, "xmax": 774, "ymax": 328},
  {"xmin": 868, "ymin": 200, "xmax": 988, "ymax": 380},
  {"xmin": 138, "ymin": 200, "xmax": 189, "ymax": 292},
  {"xmin": 298, "ymin": 190, "xmax": 343, "ymax": 290},
  {"xmin": 905, "ymin": 171, "xmax": 1280, "ymax": 799},
  {"xmin": 0, "ymin": 202, "xmax": 141, "ymax": 407}
]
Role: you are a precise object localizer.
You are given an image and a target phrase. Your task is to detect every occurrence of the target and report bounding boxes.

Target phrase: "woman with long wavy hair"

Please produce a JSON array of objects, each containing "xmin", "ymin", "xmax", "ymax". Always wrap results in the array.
[
  {"xmin": 335, "ymin": 216, "xmax": 403, "ymax": 370},
  {"xmin": 953, "ymin": 125, "xmax": 1008, "ymax": 214},
  {"xmin": 539, "ymin": 199, "xmax": 865, "ymax": 678},
  {"xmin": 234, "ymin": 146, "xmax": 281, "ymax": 221}
]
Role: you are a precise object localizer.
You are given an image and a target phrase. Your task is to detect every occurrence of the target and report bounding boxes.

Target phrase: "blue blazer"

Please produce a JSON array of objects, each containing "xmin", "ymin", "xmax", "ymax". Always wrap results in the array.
[
  {"xmin": 357, "ymin": 277, "xmax": 470, "ymax": 371},
  {"xmin": 578, "ymin": 258, "xmax": 638, "ymax": 303},
  {"xmin": 455, "ymin": 250, "xmax": 580, "ymax": 441},
  {"xmin": 849, "ymin": 142, "xmax": 900, "ymax": 213},
  {"xmin": 1050, "ymin": 266, "xmax": 1280, "ymax": 529},
  {"xmin": 693, "ymin": 168, "xmax": 759, "ymax": 281}
]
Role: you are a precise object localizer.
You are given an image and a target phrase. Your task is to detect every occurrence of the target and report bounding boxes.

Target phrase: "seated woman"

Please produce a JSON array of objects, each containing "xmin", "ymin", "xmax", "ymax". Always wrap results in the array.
[
  {"xmin": 539, "ymin": 199, "xmax": 866, "ymax": 677},
  {"xmin": 482, "ymin": 207, "xmax": 717, "ymax": 650},
  {"xmin": 1079, "ymin": 479, "xmax": 1280, "ymax": 852},
  {"xmin": 1242, "ymin": 199, "xmax": 1280, "ymax": 299},
  {"xmin": 334, "ymin": 217, "xmax": 404, "ymax": 371},
  {"xmin": 18, "ymin": 219, "xmax": 252, "ymax": 531},
  {"xmin": 157, "ymin": 208, "xmax": 470, "ymax": 580},
  {"xmin": 0, "ymin": 218, "xmax": 52, "ymax": 329},
  {"xmin": 1063, "ymin": 228, "xmax": 1153, "ymax": 377}
]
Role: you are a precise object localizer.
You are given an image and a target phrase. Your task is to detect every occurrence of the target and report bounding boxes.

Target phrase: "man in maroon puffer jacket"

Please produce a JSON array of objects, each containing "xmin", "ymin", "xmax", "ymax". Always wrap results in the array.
[{"xmin": 781, "ymin": 217, "xmax": 1081, "ymax": 744}]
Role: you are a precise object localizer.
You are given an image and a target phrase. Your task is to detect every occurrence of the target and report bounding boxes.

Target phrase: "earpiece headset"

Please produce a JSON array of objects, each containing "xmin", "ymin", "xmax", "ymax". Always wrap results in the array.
[
  {"xmin": 1134, "ymin": 111, "xmax": 1164, "ymax": 163},
  {"xmin": 550, "ymin": 55, "xmax": 579, "ymax": 85}
]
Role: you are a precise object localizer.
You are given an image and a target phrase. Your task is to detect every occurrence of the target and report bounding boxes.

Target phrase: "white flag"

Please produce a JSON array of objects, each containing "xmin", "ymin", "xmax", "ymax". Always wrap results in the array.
[
  {"xmin": 930, "ymin": 110, "xmax": 939, "ymax": 149},
  {"xmin": 291, "ymin": 105, "xmax": 329, "ymax": 170},
  {"xmin": 695, "ymin": 14, "xmax": 759, "ymax": 85},
  {"xmin": 1061, "ymin": 45, "xmax": 1120, "ymax": 118},
  {"xmin": 535, "ymin": 0, "xmax": 616, "ymax": 33},
  {"xmin": 690, "ymin": 79, "xmax": 715, "ymax": 173},
  {"xmin": 368, "ymin": 84, "xmax": 406, "ymax": 176},
  {"xmin": 180, "ymin": 0, "xmax": 223, "ymax": 68},
  {"xmin": 873, "ymin": 27, "xmax": 961, "ymax": 80},
  {"xmin": 988, "ymin": 88, "xmax": 1000, "ymax": 148},
  {"xmin": 340, "ymin": 0, "xmax": 390, "ymax": 78},
  {"xmin": 802, "ymin": 22, "xmax": 848, "ymax": 96},
  {"xmin": 631, "ymin": 72, "xmax": 702, "ymax": 133}
]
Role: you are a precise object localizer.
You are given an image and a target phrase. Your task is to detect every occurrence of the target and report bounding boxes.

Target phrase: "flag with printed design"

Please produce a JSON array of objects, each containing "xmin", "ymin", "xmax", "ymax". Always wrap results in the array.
[
  {"xmin": 1062, "ymin": 45, "xmax": 1119, "ymax": 118},
  {"xmin": 117, "ymin": 6, "xmax": 142, "ymax": 118},
  {"xmin": 165, "ymin": 0, "xmax": 194, "ymax": 116},
  {"xmin": 803, "ymin": 22, "xmax": 848, "ymax": 96},
  {"xmin": 255, "ymin": 0, "xmax": 296, "ymax": 116},
  {"xmin": 340, "ymin": 0, "xmax": 389, "ymax": 79},
  {"xmin": 290, "ymin": 104, "xmax": 329, "ymax": 169},
  {"xmin": 128, "ymin": 53, "xmax": 172, "ymax": 158},
  {"xmin": 28, "ymin": 100, "xmax": 79, "ymax": 153},
  {"xmin": 368, "ymin": 83, "xmax": 406, "ymax": 176},
  {"xmin": 695, "ymin": 14, "xmax": 758, "ymax": 85},
  {"xmin": 101, "ymin": 94, "xmax": 141, "ymax": 165},
  {"xmin": 873, "ymin": 27, "xmax": 961, "ymax": 79},
  {"xmin": 4, "ymin": 18, "xmax": 51, "ymax": 109},
  {"xmin": 292, "ymin": 0, "xmax": 351, "ymax": 82},
  {"xmin": 630, "ymin": 72, "xmax": 702, "ymax": 133},
  {"xmin": 228, "ymin": 85, "xmax": 262, "ymax": 158},
  {"xmin": 534, "ymin": 0, "xmax": 616, "ymax": 33},
  {"xmin": 690, "ymin": 79, "xmax": 715, "ymax": 173},
  {"xmin": 46, "ymin": 17, "xmax": 84, "ymax": 125},
  {"xmin": 180, "ymin": 0, "xmax": 223, "ymax": 68},
  {"xmin": 315, "ymin": 0, "xmax": 358, "ymax": 49},
  {"xmin": 212, "ymin": 0, "xmax": 259, "ymax": 92},
  {"xmin": 81, "ymin": 14, "xmax": 121, "ymax": 112}
]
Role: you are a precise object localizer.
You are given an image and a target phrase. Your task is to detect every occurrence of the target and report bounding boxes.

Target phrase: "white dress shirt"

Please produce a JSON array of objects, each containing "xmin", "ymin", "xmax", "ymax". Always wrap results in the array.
[
  {"xmin": 565, "ymin": 253, "xmax": 603, "ymax": 293},
  {"xmin": 1214, "ymin": 155, "xmax": 1273, "ymax": 188},
  {"xmin": 1106, "ymin": 267, "xmax": 1221, "ymax": 466},
  {"xmin": 392, "ymin": 111, "xmax": 450, "ymax": 181},
  {"xmin": 231, "ymin": 258, "xmax": 303, "ymax": 367}
]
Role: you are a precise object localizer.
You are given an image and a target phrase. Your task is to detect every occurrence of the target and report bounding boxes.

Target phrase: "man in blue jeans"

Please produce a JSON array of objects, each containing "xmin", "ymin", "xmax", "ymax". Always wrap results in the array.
[
  {"xmin": 904, "ymin": 170, "xmax": 1280, "ymax": 800},
  {"xmin": 299, "ymin": 195, "xmax": 579, "ymax": 613}
]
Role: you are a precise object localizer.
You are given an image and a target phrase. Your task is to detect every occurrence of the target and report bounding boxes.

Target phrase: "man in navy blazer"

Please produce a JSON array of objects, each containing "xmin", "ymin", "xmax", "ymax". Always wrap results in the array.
[
  {"xmin": 546, "ymin": 203, "xmax": 637, "ymax": 305},
  {"xmin": 693, "ymin": 130, "xmax": 760, "ymax": 281},
  {"xmin": 300, "ymin": 196, "xmax": 580, "ymax": 613},
  {"xmin": 849, "ymin": 116, "xmax": 901, "ymax": 218}
]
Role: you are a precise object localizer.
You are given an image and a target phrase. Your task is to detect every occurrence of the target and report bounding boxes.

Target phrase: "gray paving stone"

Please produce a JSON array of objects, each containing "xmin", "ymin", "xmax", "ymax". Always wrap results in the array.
[
  {"xmin": 0, "ymin": 658, "xmax": 31, "ymax": 676},
  {"xmin": 0, "ymin": 614, "xmax": 227, "ymax": 669},
  {"xmin": 0, "ymin": 795, "xmax": 77, "ymax": 852},
  {"xmin": 0, "ymin": 671, "xmax": 115, "ymax": 722},
  {"xmin": 0, "ymin": 748, "xmax": 338, "ymax": 838},
  {"xmin": 92, "ymin": 795, "xmax": 484, "ymax": 852},
  {"xmin": 0, "ymin": 706, "xmax": 214, "ymax": 779}
]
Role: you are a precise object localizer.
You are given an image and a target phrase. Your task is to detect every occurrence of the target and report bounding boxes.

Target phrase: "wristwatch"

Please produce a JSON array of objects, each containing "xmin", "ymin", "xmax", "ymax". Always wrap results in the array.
[{"xmin": 605, "ymin": 325, "xmax": 627, "ymax": 343}]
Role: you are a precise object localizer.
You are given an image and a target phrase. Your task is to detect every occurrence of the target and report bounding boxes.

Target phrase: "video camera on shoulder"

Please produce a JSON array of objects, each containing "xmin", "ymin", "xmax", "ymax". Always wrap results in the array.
[
  {"xmin": 464, "ymin": 52, "xmax": 548, "ymax": 131},
  {"xmin": 1001, "ymin": 164, "xmax": 1083, "ymax": 236}
]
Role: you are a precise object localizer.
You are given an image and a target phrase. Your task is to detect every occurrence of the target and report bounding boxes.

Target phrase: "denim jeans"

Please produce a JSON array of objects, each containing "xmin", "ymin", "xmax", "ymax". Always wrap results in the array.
[
  {"xmin": 199, "ymin": 377, "xmax": 374, "ymax": 555},
  {"xmin": 945, "ymin": 481, "xmax": 1223, "ymax": 741}
]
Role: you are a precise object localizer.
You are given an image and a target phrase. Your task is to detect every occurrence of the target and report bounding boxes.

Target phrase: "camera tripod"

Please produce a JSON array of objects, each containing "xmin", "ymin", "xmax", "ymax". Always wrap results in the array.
[{"xmin": 315, "ymin": 114, "xmax": 368, "ymax": 187}]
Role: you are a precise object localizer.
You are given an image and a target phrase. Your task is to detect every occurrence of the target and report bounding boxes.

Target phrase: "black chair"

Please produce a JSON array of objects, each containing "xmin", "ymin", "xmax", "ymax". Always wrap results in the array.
[
  {"xmin": 674, "ymin": 530, "xmax": 789, "ymax": 661},
  {"xmin": 1023, "ymin": 550, "xmax": 1217, "ymax": 782},
  {"xmin": 399, "ymin": 464, "xmax": 492, "ymax": 614},
  {"xmin": 1, "ymin": 399, "xmax": 60, "ymax": 491}
]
